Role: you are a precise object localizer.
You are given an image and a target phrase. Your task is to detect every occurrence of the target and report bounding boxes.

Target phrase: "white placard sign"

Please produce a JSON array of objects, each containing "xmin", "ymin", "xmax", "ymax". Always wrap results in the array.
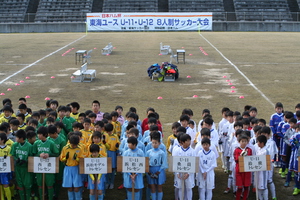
[
  {"xmin": 87, "ymin": 12, "xmax": 213, "ymax": 31},
  {"xmin": 84, "ymin": 158, "xmax": 108, "ymax": 174},
  {"xmin": 122, "ymin": 157, "xmax": 146, "ymax": 173},
  {"xmin": 0, "ymin": 157, "xmax": 11, "ymax": 173},
  {"xmin": 33, "ymin": 157, "xmax": 56, "ymax": 173},
  {"xmin": 172, "ymin": 156, "xmax": 197, "ymax": 173},
  {"xmin": 243, "ymin": 155, "xmax": 268, "ymax": 172}
]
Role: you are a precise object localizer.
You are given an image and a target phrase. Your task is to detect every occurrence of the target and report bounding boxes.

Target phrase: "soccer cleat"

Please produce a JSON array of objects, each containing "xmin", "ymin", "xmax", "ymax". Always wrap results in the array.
[
  {"xmin": 118, "ymin": 184, "xmax": 124, "ymax": 190},
  {"xmin": 292, "ymin": 188, "xmax": 300, "ymax": 195},
  {"xmin": 291, "ymin": 172, "xmax": 295, "ymax": 178},
  {"xmin": 224, "ymin": 188, "xmax": 230, "ymax": 194},
  {"xmin": 279, "ymin": 168, "xmax": 282, "ymax": 174},
  {"xmin": 272, "ymin": 198, "xmax": 277, "ymax": 200},
  {"xmin": 284, "ymin": 182, "xmax": 290, "ymax": 187}
]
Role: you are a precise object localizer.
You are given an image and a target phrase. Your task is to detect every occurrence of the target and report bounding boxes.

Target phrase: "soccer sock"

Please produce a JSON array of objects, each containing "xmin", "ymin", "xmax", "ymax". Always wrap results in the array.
[
  {"xmin": 74, "ymin": 191, "xmax": 81, "ymax": 200},
  {"xmin": 0, "ymin": 185, "xmax": 4, "ymax": 200},
  {"xmin": 295, "ymin": 173, "xmax": 300, "ymax": 188},
  {"xmin": 89, "ymin": 194, "xmax": 95, "ymax": 200},
  {"xmin": 9, "ymin": 184, "xmax": 15, "ymax": 197},
  {"xmin": 206, "ymin": 189, "xmax": 213, "ymax": 200},
  {"xmin": 25, "ymin": 188, "xmax": 31, "ymax": 200},
  {"xmin": 228, "ymin": 175, "xmax": 233, "ymax": 188},
  {"xmin": 134, "ymin": 191, "xmax": 140, "ymax": 200},
  {"xmin": 67, "ymin": 191, "xmax": 75, "ymax": 200},
  {"xmin": 157, "ymin": 192, "xmax": 164, "ymax": 200},
  {"xmin": 48, "ymin": 187, "xmax": 54, "ymax": 200},
  {"xmin": 174, "ymin": 188, "xmax": 179, "ymax": 200},
  {"xmin": 127, "ymin": 191, "xmax": 132, "ymax": 200},
  {"xmin": 38, "ymin": 187, "xmax": 43, "ymax": 200},
  {"xmin": 98, "ymin": 194, "xmax": 104, "ymax": 200},
  {"xmin": 263, "ymin": 189, "xmax": 268, "ymax": 200},
  {"xmin": 199, "ymin": 188, "xmax": 205, "ymax": 200},
  {"xmin": 286, "ymin": 171, "xmax": 292, "ymax": 182},
  {"xmin": 236, "ymin": 188, "xmax": 242, "ymax": 200},
  {"xmin": 151, "ymin": 192, "xmax": 157, "ymax": 200},
  {"xmin": 3, "ymin": 187, "xmax": 11, "ymax": 200},
  {"xmin": 111, "ymin": 169, "xmax": 116, "ymax": 185},
  {"xmin": 268, "ymin": 182, "xmax": 276, "ymax": 198},
  {"xmin": 139, "ymin": 189, "xmax": 143, "ymax": 200},
  {"xmin": 18, "ymin": 189, "xmax": 25, "ymax": 200},
  {"xmin": 185, "ymin": 188, "xmax": 192, "ymax": 200},
  {"xmin": 146, "ymin": 187, "xmax": 151, "ymax": 200},
  {"xmin": 242, "ymin": 186, "xmax": 249, "ymax": 200}
]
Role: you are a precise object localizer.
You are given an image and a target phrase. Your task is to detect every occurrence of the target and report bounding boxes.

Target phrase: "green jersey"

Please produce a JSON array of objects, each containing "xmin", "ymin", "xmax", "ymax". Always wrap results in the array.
[
  {"xmin": 11, "ymin": 141, "xmax": 33, "ymax": 167},
  {"xmin": 56, "ymin": 117, "xmax": 72, "ymax": 133},
  {"xmin": 48, "ymin": 135, "xmax": 66, "ymax": 154},
  {"xmin": 32, "ymin": 139, "xmax": 59, "ymax": 157}
]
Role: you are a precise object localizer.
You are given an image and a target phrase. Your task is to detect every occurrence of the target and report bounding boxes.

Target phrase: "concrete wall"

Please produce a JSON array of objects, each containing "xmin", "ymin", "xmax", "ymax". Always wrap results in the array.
[{"xmin": 0, "ymin": 22, "xmax": 299, "ymax": 33}]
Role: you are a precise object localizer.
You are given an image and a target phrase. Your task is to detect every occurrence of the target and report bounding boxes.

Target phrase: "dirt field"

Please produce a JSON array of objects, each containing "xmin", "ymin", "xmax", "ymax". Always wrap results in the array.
[{"xmin": 1, "ymin": 31, "xmax": 300, "ymax": 199}]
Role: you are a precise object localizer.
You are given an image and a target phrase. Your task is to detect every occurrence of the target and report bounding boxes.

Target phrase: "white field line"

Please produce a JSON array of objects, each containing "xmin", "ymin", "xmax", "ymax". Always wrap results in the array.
[
  {"xmin": 199, "ymin": 33, "xmax": 274, "ymax": 107},
  {"xmin": 0, "ymin": 35, "xmax": 86, "ymax": 85}
]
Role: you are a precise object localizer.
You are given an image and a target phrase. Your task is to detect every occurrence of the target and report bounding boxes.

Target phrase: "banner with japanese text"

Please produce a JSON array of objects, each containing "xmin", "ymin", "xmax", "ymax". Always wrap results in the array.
[{"xmin": 86, "ymin": 13, "xmax": 212, "ymax": 31}]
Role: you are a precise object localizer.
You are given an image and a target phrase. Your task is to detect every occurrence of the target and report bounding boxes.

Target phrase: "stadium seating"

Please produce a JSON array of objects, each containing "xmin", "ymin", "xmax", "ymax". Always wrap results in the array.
[
  {"xmin": 0, "ymin": 0, "xmax": 30, "ymax": 23},
  {"xmin": 234, "ymin": 0, "xmax": 293, "ymax": 21},
  {"xmin": 35, "ymin": 0, "xmax": 93, "ymax": 22},
  {"xmin": 103, "ymin": 0, "xmax": 158, "ymax": 12},
  {"xmin": 168, "ymin": 0, "xmax": 226, "ymax": 21}
]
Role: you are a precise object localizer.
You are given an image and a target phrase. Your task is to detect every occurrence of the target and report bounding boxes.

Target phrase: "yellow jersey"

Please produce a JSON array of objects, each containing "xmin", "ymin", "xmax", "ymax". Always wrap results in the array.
[
  {"xmin": 103, "ymin": 132, "xmax": 120, "ymax": 152},
  {"xmin": 80, "ymin": 129, "xmax": 93, "ymax": 145},
  {"xmin": 5, "ymin": 139, "xmax": 14, "ymax": 148},
  {"xmin": 0, "ymin": 145, "xmax": 11, "ymax": 157},
  {"xmin": 60, "ymin": 144, "xmax": 84, "ymax": 166},
  {"xmin": 166, "ymin": 134, "xmax": 177, "ymax": 154},
  {"xmin": 111, "ymin": 121, "xmax": 121, "ymax": 137},
  {"xmin": 86, "ymin": 143, "xmax": 107, "ymax": 157}
]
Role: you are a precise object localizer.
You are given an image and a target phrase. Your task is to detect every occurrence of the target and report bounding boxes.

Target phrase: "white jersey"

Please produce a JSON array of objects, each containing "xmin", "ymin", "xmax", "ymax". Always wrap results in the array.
[
  {"xmin": 194, "ymin": 142, "xmax": 219, "ymax": 159},
  {"xmin": 198, "ymin": 120, "xmax": 216, "ymax": 133},
  {"xmin": 198, "ymin": 149, "xmax": 217, "ymax": 189},
  {"xmin": 255, "ymin": 146, "xmax": 268, "ymax": 189},
  {"xmin": 173, "ymin": 146, "xmax": 196, "ymax": 189},
  {"xmin": 210, "ymin": 129, "xmax": 219, "ymax": 148}
]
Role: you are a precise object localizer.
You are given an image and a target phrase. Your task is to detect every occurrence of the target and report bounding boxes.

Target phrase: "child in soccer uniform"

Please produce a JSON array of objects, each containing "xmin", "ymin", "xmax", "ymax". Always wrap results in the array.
[
  {"xmin": 198, "ymin": 137, "xmax": 217, "ymax": 200},
  {"xmin": 123, "ymin": 137, "xmax": 145, "ymax": 200},
  {"xmin": 80, "ymin": 118, "xmax": 93, "ymax": 145},
  {"xmin": 260, "ymin": 126, "xmax": 277, "ymax": 199},
  {"xmin": 0, "ymin": 105, "xmax": 14, "ymax": 123},
  {"xmin": 10, "ymin": 129, "xmax": 33, "ymax": 200},
  {"xmin": 145, "ymin": 131, "xmax": 168, "ymax": 200},
  {"xmin": 88, "ymin": 144, "xmax": 106, "ymax": 200},
  {"xmin": 289, "ymin": 124, "xmax": 300, "ymax": 195},
  {"xmin": 166, "ymin": 122, "xmax": 181, "ymax": 155},
  {"xmin": 255, "ymin": 135, "xmax": 269, "ymax": 200},
  {"xmin": 111, "ymin": 111, "xmax": 121, "ymax": 138},
  {"xmin": 0, "ymin": 133, "xmax": 12, "ymax": 200},
  {"xmin": 47, "ymin": 125, "xmax": 67, "ymax": 198},
  {"xmin": 269, "ymin": 102, "xmax": 284, "ymax": 167},
  {"xmin": 32, "ymin": 126, "xmax": 59, "ymax": 200},
  {"xmin": 103, "ymin": 123, "xmax": 120, "ymax": 189},
  {"xmin": 234, "ymin": 134, "xmax": 252, "ymax": 200},
  {"xmin": 220, "ymin": 111, "xmax": 234, "ymax": 172},
  {"xmin": 87, "ymin": 131, "xmax": 107, "ymax": 157},
  {"xmin": 60, "ymin": 135, "xmax": 84, "ymax": 200},
  {"xmin": 173, "ymin": 134, "xmax": 195, "ymax": 200}
]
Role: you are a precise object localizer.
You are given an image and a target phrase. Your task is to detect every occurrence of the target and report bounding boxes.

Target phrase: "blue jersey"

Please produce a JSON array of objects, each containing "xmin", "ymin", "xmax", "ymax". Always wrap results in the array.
[
  {"xmin": 144, "ymin": 142, "xmax": 166, "ymax": 153},
  {"xmin": 145, "ymin": 148, "xmax": 168, "ymax": 171},
  {"xmin": 120, "ymin": 138, "xmax": 145, "ymax": 154},
  {"xmin": 269, "ymin": 113, "xmax": 284, "ymax": 134},
  {"xmin": 281, "ymin": 122, "xmax": 290, "ymax": 136},
  {"xmin": 123, "ymin": 147, "xmax": 144, "ymax": 157},
  {"xmin": 276, "ymin": 121, "xmax": 285, "ymax": 138}
]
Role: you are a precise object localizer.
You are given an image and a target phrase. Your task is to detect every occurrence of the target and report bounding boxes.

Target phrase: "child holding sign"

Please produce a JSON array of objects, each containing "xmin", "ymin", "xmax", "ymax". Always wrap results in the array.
[
  {"xmin": 145, "ymin": 131, "xmax": 168, "ymax": 200},
  {"xmin": 234, "ymin": 134, "xmax": 253, "ymax": 200},
  {"xmin": 60, "ymin": 134, "xmax": 84, "ymax": 200},
  {"xmin": 198, "ymin": 137, "xmax": 217, "ymax": 200},
  {"xmin": 173, "ymin": 134, "xmax": 196, "ymax": 200},
  {"xmin": 88, "ymin": 144, "xmax": 106, "ymax": 200},
  {"xmin": 11, "ymin": 129, "xmax": 33, "ymax": 200},
  {"xmin": 0, "ymin": 133, "xmax": 12, "ymax": 200},
  {"xmin": 123, "ymin": 136, "xmax": 145, "ymax": 200}
]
